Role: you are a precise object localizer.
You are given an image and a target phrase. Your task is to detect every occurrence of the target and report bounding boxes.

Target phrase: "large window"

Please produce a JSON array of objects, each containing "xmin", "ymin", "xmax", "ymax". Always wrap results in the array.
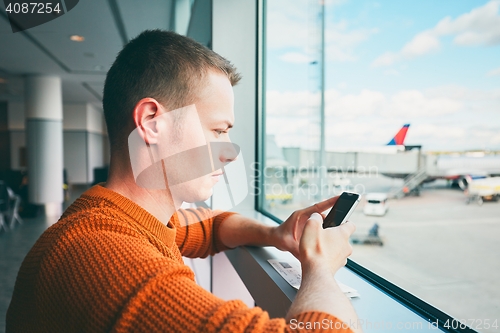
[{"xmin": 260, "ymin": 0, "xmax": 500, "ymax": 330}]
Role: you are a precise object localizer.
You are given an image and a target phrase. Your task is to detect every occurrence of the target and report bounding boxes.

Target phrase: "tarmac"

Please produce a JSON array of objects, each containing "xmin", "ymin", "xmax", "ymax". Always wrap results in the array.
[{"xmin": 267, "ymin": 175, "xmax": 500, "ymax": 332}]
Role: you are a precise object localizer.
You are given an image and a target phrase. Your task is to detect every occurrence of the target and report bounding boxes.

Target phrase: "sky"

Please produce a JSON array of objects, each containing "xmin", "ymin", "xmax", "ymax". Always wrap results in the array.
[{"xmin": 265, "ymin": 0, "xmax": 500, "ymax": 152}]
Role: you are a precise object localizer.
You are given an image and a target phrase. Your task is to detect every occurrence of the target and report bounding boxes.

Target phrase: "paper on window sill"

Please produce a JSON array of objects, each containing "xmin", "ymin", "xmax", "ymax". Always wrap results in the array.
[{"xmin": 267, "ymin": 259, "xmax": 360, "ymax": 298}]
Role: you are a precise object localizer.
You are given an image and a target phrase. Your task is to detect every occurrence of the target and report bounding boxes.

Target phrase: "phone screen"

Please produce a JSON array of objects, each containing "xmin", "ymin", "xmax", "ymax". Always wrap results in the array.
[{"xmin": 323, "ymin": 192, "xmax": 360, "ymax": 228}]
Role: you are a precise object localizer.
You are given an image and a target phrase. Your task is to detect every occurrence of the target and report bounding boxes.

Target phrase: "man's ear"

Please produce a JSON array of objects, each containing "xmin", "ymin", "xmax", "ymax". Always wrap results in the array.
[{"xmin": 133, "ymin": 98, "xmax": 162, "ymax": 145}]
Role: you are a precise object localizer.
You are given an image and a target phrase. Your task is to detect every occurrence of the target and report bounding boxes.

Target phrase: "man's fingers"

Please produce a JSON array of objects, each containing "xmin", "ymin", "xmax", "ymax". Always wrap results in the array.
[
  {"xmin": 303, "ymin": 196, "xmax": 339, "ymax": 215},
  {"xmin": 339, "ymin": 221, "xmax": 356, "ymax": 236},
  {"xmin": 308, "ymin": 213, "xmax": 323, "ymax": 223},
  {"xmin": 301, "ymin": 215, "xmax": 322, "ymax": 243}
]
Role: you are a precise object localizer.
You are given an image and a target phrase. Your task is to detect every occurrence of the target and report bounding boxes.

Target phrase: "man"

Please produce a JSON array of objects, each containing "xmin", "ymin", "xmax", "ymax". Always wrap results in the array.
[{"xmin": 7, "ymin": 30, "xmax": 361, "ymax": 332}]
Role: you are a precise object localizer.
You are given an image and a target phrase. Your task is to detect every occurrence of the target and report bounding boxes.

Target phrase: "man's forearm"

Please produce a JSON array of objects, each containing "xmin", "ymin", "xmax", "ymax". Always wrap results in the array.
[
  {"xmin": 217, "ymin": 214, "xmax": 361, "ymax": 332},
  {"xmin": 287, "ymin": 265, "xmax": 362, "ymax": 333},
  {"xmin": 218, "ymin": 214, "xmax": 276, "ymax": 249}
]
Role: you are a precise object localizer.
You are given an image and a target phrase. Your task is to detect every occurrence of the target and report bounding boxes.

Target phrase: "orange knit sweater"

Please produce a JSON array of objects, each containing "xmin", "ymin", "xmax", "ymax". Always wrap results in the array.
[{"xmin": 7, "ymin": 185, "xmax": 353, "ymax": 332}]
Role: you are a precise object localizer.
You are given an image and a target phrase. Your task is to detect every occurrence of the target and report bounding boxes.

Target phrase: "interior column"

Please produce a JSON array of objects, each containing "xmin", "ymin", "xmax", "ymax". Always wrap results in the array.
[{"xmin": 25, "ymin": 75, "xmax": 63, "ymax": 217}]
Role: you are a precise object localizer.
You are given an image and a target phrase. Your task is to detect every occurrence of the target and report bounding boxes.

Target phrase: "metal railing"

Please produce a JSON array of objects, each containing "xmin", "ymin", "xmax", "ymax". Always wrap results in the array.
[{"xmin": 389, "ymin": 168, "xmax": 428, "ymax": 199}]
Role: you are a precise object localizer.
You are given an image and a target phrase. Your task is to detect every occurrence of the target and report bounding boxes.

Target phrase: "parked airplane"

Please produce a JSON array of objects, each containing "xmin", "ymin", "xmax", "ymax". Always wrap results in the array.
[
  {"xmin": 380, "ymin": 125, "xmax": 500, "ymax": 191},
  {"xmin": 266, "ymin": 125, "xmax": 500, "ymax": 193}
]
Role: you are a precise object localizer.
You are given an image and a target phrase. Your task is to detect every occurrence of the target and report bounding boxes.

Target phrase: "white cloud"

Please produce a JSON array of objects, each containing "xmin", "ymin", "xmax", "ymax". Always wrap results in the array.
[
  {"xmin": 487, "ymin": 67, "xmax": 500, "ymax": 76},
  {"xmin": 268, "ymin": 1, "xmax": 377, "ymax": 63},
  {"xmin": 477, "ymin": 128, "xmax": 500, "ymax": 145},
  {"xmin": 425, "ymin": 85, "xmax": 500, "ymax": 102},
  {"xmin": 325, "ymin": 21, "xmax": 378, "ymax": 62},
  {"xmin": 384, "ymin": 90, "xmax": 462, "ymax": 117},
  {"xmin": 413, "ymin": 124, "xmax": 466, "ymax": 139},
  {"xmin": 372, "ymin": 52, "xmax": 399, "ymax": 67},
  {"xmin": 267, "ymin": 88, "xmax": 463, "ymax": 121},
  {"xmin": 372, "ymin": 0, "xmax": 500, "ymax": 67},
  {"xmin": 423, "ymin": 85, "xmax": 500, "ymax": 117},
  {"xmin": 434, "ymin": 0, "xmax": 500, "ymax": 46},
  {"xmin": 401, "ymin": 31, "xmax": 441, "ymax": 58},
  {"xmin": 264, "ymin": 86, "xmax": 500, "ymax": 150},
  {"xmin": 266, "ymin": 90, "xmax": 319, "ymax": 117},
  {"xmin": 407, "ymin": 124, "xmax": 500, "ymax": 151},
  {"xmin": 266, "ymin": 0, "xmax": 309, "ymax": 50},
  {"xmin": 326, "ymin": 89, "xmax": 386, "ymax": 118},
  {"xmin": 325, "ymin": 121, "xmax": 394, "ymax": 148}
]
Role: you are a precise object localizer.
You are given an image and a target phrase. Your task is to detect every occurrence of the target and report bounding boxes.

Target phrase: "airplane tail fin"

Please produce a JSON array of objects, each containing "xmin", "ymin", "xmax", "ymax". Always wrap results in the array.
[{"xmin": 387, "ymin": 124, "xmax": 410, "ymax": 145}]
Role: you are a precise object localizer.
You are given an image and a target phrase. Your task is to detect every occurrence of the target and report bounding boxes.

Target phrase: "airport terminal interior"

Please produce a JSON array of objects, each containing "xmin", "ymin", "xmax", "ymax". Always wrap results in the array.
[{"xmin": 1, "ymin": 0, "xmax": 499, "ymax": 332}]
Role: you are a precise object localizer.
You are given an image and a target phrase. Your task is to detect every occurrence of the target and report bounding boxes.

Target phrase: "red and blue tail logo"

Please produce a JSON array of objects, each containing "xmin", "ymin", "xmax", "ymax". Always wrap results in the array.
[{"xmin": 387, "ymin": 124, "xmax": 410, "ymax": 145}]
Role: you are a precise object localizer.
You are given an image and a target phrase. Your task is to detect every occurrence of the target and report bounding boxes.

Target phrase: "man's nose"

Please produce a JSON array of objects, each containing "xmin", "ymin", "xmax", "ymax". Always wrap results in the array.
[
  {"xmin": 211, "ymin": 142, "xmax": 239, "ymax": 167},
  {"xmin": 220, "ymin": 142, "xmax": 238, "ymax": 163}
]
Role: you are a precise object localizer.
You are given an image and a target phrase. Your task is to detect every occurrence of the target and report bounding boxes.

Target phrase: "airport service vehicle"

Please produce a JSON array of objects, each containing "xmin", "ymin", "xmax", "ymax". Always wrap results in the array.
[
  {"xmin": 464, "ymin": 176, "xmax": 500, "ymax": 205},
  {"xmin": 363, "ymin": 193, "xmax": 389, "ymax": 216}
]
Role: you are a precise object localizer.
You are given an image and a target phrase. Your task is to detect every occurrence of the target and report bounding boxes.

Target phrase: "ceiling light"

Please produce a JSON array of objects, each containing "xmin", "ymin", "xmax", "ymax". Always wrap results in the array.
[{"xmin": 70, "ymin": 35, "xmax": 85, "ymax": 42}]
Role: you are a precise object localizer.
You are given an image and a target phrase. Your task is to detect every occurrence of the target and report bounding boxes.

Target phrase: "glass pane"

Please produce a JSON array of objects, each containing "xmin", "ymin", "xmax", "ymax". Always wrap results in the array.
[
  {"xmin": 263, "ymin": 0, "xmax": 500, "ymax": 329},
  {"xmin": 264, "ymin": 0, "xmax": 327, "ymax": 219}
]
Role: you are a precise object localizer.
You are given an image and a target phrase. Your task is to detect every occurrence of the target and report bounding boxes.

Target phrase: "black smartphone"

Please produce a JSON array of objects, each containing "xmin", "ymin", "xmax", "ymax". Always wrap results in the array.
[{"xmin": 322, "ymin": 191, "xmax": 360, "ymax": 228}]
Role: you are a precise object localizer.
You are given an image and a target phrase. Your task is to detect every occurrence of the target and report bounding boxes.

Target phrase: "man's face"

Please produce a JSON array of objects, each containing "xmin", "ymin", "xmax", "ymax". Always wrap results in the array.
[{"xmin": 166, "ymin": 71, "xmax": 237, "ymax": 205}]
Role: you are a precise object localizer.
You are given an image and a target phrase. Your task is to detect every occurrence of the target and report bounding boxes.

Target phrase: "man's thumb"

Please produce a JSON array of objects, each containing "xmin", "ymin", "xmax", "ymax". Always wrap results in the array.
[{"xmin": 309, "ymin": 212, "xmax": 323, "ymax": 223}]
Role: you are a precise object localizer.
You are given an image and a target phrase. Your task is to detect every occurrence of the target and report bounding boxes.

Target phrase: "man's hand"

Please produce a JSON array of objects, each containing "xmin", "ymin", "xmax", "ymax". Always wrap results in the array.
[
  {"xmin": 299, "ymin": 214, "xmax": 355, "ymax": 274},
  {"xmin": 217, "ymin": 196, "xmax": 361, "ymax": 331},
  {"xmin": 286, "ymin": 215, "xmax": 361, "ymax": 332},
  {"xmin": 270, "ymin": 196, "xmax": 339, "ymax": 259}
]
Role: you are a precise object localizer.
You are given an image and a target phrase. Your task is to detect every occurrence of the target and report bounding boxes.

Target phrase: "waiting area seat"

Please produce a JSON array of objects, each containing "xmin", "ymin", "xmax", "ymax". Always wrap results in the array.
[{"xmin": 0, "ymin": 181, "xmax": 23, "ymax": 232}]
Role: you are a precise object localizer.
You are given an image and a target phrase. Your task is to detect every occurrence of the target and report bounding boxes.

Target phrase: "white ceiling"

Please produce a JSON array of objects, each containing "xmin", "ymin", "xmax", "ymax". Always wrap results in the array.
[{"xmin": 0, "ymin": 0, "xmax": 174, "ymax": 108}]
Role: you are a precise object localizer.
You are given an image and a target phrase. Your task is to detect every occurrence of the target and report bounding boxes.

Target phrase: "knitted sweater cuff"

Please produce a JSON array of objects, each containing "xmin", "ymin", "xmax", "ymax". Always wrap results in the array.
[
  {"xmin": 212, "ymin": 211, "xmax": 238, "ymax": 252},
  {"xmin": 290, "ymin": 311, "xmax": 355, "ymax": 332}
]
